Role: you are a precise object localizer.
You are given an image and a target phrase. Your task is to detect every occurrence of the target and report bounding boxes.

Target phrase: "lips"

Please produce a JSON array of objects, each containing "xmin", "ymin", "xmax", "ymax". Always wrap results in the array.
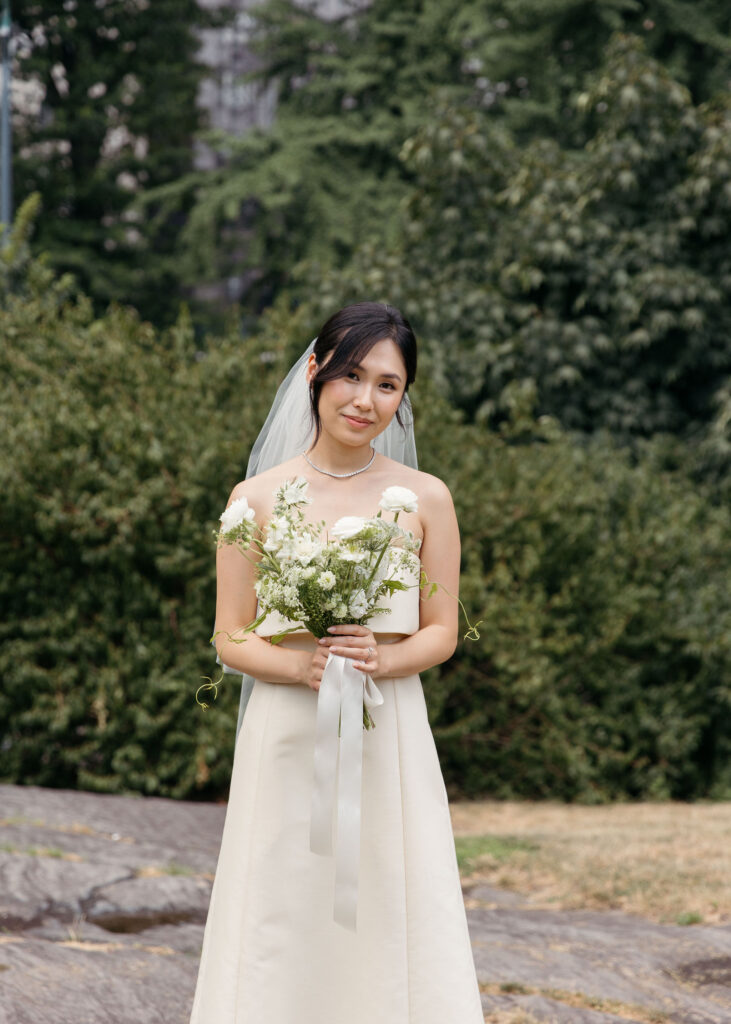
[{"xmin": 343, "ymin": 414, "xmax": 374, "ymax": 427}]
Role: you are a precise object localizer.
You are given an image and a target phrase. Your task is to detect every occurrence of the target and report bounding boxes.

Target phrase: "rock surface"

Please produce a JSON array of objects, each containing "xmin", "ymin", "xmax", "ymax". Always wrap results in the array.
[{"xmin": 0, "ymin": 784, "xmax": 729, "ymax": 1024}]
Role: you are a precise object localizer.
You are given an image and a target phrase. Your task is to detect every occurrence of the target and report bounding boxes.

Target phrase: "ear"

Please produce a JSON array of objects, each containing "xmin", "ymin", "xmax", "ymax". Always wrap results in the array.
[{"xmin": 305, "ymin": 352, "xmax": 318, "ymax": 386}]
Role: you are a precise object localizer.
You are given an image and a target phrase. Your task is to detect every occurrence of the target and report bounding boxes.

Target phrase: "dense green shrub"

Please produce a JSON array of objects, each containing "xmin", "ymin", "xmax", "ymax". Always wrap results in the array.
[
  {"xmin": 415, "ymin": 386, "xmax": 731, "ymax": 801},
  {"xmin": 0, "ymin": 205, "xmax": 309, "ymax": 796},
  {"xmin": 1, "ymin": 201, "xmax": 729, "ymax": 800}
]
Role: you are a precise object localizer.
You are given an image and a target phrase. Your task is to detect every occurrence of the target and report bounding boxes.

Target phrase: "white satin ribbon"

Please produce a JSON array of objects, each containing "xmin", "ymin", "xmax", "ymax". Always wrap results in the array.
[{"xmin": 309, "ymin": 651, "xmax": 384, "ymax": 931}]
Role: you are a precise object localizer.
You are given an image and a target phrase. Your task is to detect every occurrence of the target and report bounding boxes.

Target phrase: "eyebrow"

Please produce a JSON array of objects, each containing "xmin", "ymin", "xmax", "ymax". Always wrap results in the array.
[{"xmin": 354, "ymin": 363, "xmax": 404, "ymax": 382}]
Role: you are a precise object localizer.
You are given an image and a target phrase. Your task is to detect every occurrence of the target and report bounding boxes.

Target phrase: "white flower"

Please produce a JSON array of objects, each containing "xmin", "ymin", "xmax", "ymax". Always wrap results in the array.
[
  {"xmin": 332, "ymin": 516, "xmax": 367, "ymax": 540},
  {"xmin": 220, "ymin": 496, "xmax": 256, "ymax": 534},
  {"xmin": 278, "ymin": 476, "xmax": 312, "ymax": 507},
  {"xmin": 339, "ymin": 548, "xmax": 367, "ymax": 563},
  {"xmin": 379, "ymin": 486, "xmax": 418, "ymax": 515},
  {"xmin": 262, "ymin": 515, "xmax": 290, "ymax": 552},
  {"xmin": 293, "ymin": 534, "xmax": 322, "ymax": 565},
  {"xmin": 318, "ymin": 570, "xmax": 337, "ymax": 591},
  {"xmin": 349, "ymin": 589, "xmax": 369, "ymax": 618}
]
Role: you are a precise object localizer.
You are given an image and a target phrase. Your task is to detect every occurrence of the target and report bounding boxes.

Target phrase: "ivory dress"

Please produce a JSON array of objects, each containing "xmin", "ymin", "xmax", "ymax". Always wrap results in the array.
[{"xmin": 189, "ymin": 559, "xmax": 484, "ymax": 1024}]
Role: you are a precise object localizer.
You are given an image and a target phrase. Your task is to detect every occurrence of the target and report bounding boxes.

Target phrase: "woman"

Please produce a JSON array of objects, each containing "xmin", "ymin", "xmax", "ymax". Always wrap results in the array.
[{"xmin": 189, "ymin": 302, "xmax": 484, "ymax": 1023}]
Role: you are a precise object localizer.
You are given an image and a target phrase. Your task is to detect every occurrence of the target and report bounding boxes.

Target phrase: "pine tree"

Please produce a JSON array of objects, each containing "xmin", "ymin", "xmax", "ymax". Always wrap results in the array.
[{"xmin": 12, "ymin": 0, "xmax": 232, "ymax": 323}]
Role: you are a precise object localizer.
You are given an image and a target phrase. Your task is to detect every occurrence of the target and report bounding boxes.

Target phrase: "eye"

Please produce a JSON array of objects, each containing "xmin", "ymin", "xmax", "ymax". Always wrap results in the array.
[
  {"xmin": 346, "ymin": 371, "xmax": 359, "ymax": 381},
  {"xmin": 379, "ymin": 381, "xmax": 396, "ymax": 390}
]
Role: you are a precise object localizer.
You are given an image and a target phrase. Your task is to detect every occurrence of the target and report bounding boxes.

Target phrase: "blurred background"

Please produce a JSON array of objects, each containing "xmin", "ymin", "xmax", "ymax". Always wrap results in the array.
[{"xmin": 1, "ymin": 0, "xmax": 730, "ymax": 804}]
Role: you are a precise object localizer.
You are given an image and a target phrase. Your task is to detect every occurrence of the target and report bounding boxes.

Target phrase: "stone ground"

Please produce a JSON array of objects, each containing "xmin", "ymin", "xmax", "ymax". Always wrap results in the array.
[{"xmin": 0, "ymin": 784, "xmax": 729, "ymax": 1024}]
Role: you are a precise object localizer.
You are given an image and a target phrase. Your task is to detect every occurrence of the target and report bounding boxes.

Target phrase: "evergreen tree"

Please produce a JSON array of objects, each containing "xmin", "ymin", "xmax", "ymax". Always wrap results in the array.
[
  {"xmin": 162, "ymin": 0, "xmax": 730, "ymax": 321},
  {"xmin": 12, "ymin": 0, "xmax": 231, "ymax": 323}
]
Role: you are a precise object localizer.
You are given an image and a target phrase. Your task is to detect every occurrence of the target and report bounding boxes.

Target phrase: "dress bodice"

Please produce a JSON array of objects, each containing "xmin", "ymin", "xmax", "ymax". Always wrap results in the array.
[{"xmin": 255, "ymin": 549, "xmax": 421, "ymax": 639}]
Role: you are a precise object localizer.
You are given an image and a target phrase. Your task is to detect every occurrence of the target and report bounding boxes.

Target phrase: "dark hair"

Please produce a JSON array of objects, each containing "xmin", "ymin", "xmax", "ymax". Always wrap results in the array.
[{"xmin": 309, "ymin": 301, "xmax": 418, "ymax": 443}]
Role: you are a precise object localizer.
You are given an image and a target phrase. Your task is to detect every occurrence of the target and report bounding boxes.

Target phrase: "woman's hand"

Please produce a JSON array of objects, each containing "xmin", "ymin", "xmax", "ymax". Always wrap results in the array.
[
  {"xmin": 302, "ymin": 643, "xmax": 331, "ymax": 692},
  {"xmin": 317, "ymin": 624, "xmax": 379, "ymax": 677}
]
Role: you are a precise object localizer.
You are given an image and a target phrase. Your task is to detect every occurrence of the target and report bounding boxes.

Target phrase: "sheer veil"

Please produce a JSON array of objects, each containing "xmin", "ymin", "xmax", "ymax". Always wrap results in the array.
[{"xmin": 213, "ymin": 336, "xmax": 419, "ymax": 739}]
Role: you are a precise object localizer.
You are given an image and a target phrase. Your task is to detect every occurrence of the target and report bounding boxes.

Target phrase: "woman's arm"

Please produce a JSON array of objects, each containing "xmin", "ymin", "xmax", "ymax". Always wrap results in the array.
[
  {"xmin": 213, "ymin": 482, "xmax": 313, "ymax": 686},
  {"xmin": 320, "ymin": 474, "xmax": 461, "ymax": 679}
]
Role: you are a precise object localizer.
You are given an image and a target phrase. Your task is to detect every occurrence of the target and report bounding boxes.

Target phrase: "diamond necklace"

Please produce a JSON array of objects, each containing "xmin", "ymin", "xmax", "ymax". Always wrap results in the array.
[{"xmin": 302, "ymin": 447, "xmax": 376, "ymax": 478}]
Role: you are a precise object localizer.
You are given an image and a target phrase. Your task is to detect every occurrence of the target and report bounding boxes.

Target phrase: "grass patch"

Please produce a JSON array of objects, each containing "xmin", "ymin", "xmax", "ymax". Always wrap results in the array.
[
  {"xmin": 455, "ymin": 835, "xmax": 539, "ymax": 875},
  {"xmin": 480, "ymin": 981, "xmax": 676, "ymax": 1023},
  {"xmin": 499, "ymin": 981, "xmax": 532, "ymax": 995},
  {"xmin": 165, "ymin": 861, "xmax": 195, "ymax": 876},
  {"xmin": 134, "ymin": 862, "xmax": 195, "ymax": 878},
  {"xmin": 451, "ymin": 800, "xmax": 731, "ymax": 925},
  {"xmin": 483, "ymin": 1011, "xmax": 541, "ymax": 1023},
  {"xmin": 0, "ymin": 842, "xmax": 82, "ymax": 861},
  {"xmin": 675, "ymin": 911, "xmax": 704, "ymax": 926}
]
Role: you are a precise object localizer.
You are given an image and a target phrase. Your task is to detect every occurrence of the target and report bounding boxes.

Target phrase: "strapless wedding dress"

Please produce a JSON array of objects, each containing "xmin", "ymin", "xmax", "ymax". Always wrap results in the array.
[{"xmin": 189, "ymin": 557, "xmax": 484, "ymax": 1023}]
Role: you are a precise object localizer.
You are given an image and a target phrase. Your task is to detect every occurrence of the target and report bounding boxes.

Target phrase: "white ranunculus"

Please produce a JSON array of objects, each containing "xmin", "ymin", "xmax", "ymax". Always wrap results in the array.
[
  {"xmin": 332, "ymin": 516, "xmax": 367, "ymax": 540},
  {"xmin": 293, "ymin": 534, "xmax": 322, "ymax": 564},
  {"xmin": 379, "ymin": 486, "xmax": 418, "ymax": 514},
  {"xmin": 220, "ymin": 496, "xmax": 256, "ymax": 534}
]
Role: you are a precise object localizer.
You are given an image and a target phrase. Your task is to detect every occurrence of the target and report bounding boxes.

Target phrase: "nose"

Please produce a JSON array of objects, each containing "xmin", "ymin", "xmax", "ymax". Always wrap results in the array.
[{"xmin": 352, "ymin": 383, "xmax": 374, "ymax": 410}]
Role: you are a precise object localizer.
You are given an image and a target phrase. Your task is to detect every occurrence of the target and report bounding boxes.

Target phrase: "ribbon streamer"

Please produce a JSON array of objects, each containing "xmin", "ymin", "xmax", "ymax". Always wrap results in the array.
[{"xmin": 309, "ymin": 652, "xmax": 384, "ymax": 931}]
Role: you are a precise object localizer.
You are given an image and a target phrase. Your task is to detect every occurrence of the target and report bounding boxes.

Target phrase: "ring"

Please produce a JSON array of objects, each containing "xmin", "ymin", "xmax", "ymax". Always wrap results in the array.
[{"xmin": 367, "ymin": 646, "xmax": 374, "ymax": 659}]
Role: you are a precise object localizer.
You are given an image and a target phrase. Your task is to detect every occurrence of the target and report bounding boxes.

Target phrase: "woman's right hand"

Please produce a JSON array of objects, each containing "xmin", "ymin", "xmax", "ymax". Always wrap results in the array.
[{"xmin": 301, "ymin": 645, "xmax": 331, "ymax": 691}]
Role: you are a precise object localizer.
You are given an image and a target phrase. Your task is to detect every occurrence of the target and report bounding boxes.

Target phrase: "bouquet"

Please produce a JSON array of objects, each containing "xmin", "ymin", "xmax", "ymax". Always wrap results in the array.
[{"xmin": 198, "ymin": 480, "xmax": 423, "ymax": 728}]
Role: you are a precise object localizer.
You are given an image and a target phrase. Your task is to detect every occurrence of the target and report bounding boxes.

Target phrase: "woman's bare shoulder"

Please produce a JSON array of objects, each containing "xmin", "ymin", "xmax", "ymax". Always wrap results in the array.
[
  {"xmin": 224, "ymin": 457, "xmax": 305, "ymax": 508},
  {"xmin": 377, "ymin": 458, "xmax": 454, "ymax": 505}
]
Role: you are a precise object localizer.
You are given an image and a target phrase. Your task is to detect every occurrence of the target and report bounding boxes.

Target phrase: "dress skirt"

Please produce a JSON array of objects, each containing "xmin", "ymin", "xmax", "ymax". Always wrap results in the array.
[{"xmin": 189, "ymin": 637, "xmax": 484, "ymax": 1023}]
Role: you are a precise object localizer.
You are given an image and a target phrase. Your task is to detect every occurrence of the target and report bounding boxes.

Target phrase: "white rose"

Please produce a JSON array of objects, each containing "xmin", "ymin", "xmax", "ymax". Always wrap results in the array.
[
  {"xmin": 379, "ymin": 486, "xmax": 418, "ymax": 514},
  {"xmin": 332, "ymin": 516, "xmax": 367, "ymax": 540},
  {"xmin": 220, "ymin": 496, "xmax": 256, "ymax": 534}
]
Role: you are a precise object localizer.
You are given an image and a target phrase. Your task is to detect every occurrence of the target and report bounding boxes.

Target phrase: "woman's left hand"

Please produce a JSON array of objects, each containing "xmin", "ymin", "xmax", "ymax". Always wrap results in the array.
[{"xmin": 318, "ymin": 624, "xmax": 378, "ymax": 676}]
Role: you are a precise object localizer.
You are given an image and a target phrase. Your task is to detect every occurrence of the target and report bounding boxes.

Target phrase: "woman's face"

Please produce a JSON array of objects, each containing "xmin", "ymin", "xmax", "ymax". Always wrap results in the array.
[{"xmin": 309, "ymin": 338, "xmax": 408, "ymax": 447}]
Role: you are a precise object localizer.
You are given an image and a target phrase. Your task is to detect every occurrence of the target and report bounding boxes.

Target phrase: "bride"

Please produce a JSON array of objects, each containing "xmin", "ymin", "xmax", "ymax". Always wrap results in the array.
[{"xmin": 189, "ymin": 301, "xmax": 484, "ymax": 1023}]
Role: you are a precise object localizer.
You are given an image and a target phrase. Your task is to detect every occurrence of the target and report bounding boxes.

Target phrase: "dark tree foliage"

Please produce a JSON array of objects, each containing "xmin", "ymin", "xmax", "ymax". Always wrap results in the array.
[
  {"xmin": 166, "ymin": 0, "xmax": 730, "ymax": 320},
  {"xmin": 11, "ymin": 0, "xmax": 231, "ymax": 323},
  {"xmin": 293, "ymin": 35, "xmax": 731, "ymax": 439}
]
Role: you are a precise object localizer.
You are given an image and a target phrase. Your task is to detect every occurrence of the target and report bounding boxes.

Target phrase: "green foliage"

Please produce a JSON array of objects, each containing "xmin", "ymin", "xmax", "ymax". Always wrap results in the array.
[
  {"xmin": 168, "ymin": 0, "xmax": 730, "ymax": 321},
  {"xmin": 3, "ymin": 7, "xmax": 731, "ymax": 800},
  {"xmin": 0, "ymin": 227, "xmax": 299, "ymax": 796},
  {"xmin": 296, "ymin": 34, "xmax": 731, "ymax": 438},
  {"xmin": 414, "ymin": 384, "xmax": 731, "ymax": 801},
  {"xmin": 1, "ymin": 223, "xmax": 729, "ymax": 799},
  {"xmin": 12, "ymin": 0, "xmax": 231, "ymax": 323}
]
